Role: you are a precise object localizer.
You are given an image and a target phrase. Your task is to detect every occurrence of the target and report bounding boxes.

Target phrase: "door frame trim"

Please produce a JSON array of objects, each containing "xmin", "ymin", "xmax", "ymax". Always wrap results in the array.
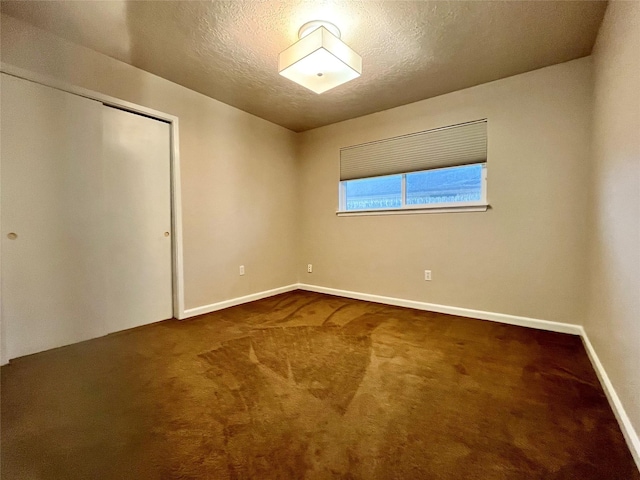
[{"xmin": 0, "ymin": 63, "xmax": 186, "ymax": 363}]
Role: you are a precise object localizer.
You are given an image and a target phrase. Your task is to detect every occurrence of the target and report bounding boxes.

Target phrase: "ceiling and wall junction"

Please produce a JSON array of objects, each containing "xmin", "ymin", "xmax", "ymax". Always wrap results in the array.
[{"xmin": 1, "ymin": 0, "xmax": 607, "ymax": 132}]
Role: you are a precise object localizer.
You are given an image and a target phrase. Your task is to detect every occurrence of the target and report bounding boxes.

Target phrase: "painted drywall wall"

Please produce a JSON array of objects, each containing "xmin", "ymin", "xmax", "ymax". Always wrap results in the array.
[
  {"xmin": 298, "ymin": 58, "xmax": 593, "ymax": 325},
  {"xmin": 587, "ymin": 0, "xmax": 640, "ymax": 439},
  {"xmin": 0, "ymin": 13, "xmax": 593, "ymax": 328},
  {"xmin": 1, "ymin": 14, "xmax": 299, "ymax": 311}
]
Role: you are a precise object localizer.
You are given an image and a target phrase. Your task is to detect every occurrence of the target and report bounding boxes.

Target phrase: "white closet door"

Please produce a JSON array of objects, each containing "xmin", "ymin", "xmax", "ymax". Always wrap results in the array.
[
  {"xmin": 1, "ymin": 73, "xmax": 106, "ymax": 359},
  {"xmin": 102, "ymin": 106, "xmax": 173, "ymax": 332}
]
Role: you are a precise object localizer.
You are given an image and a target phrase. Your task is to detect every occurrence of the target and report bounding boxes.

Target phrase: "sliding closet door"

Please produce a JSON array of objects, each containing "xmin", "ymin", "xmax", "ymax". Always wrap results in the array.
[
  {"xmin": 102, "ymin": 106, "xmax": 173, "ymax": 332},
  {"xmin": 1, "ymin": 73, "xmax": 106, "ymax": 359}
]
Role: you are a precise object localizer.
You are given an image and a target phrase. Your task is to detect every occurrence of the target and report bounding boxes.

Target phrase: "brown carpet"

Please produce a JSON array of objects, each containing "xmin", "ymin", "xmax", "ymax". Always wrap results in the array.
[{"xmin": 1, "ymin": 290, "xmax": 638, "ymax": 479}]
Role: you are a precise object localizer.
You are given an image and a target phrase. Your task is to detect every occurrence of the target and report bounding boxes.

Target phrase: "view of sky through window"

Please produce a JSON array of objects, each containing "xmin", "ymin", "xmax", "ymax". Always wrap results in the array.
[
  {"xmin": 344, "ymin": 164, "xmax": 482, "ymax": 211},
  {"xmin": 344, "ymin": 174, "xmax": 402, "ymax": 210},
  {"xmin": 406, "ymin": 164, "xmax": 482, "ymax": 205}
]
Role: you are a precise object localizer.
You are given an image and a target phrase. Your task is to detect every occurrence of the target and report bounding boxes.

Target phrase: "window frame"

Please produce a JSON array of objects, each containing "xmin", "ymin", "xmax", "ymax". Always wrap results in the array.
[{"xmin": 337, "ymin": 163, "xmax": 488, "ymax": 216}]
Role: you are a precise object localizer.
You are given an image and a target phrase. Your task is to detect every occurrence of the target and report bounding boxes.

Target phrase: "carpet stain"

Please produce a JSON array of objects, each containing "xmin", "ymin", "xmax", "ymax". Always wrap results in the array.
[
  {"xmin": 1, "ymin": 291, "xmax": 638, "ymax": 479},
  {"xmin": 453, "ymin": 363, "xmax": 468, "ymax": 375}
]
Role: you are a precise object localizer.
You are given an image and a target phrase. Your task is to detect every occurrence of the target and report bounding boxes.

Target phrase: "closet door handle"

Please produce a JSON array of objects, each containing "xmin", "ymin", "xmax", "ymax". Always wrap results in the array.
[
  {"xmin": 7, "ymin": 232, "xmax": 18, "ymax": 240},
  {"xmin": 164, "ymin": 232, "xmax": 170, "ymax": 237}
]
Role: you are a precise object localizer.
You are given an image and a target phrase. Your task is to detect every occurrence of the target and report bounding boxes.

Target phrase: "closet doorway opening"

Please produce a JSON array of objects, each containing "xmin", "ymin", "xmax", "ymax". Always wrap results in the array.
[{"xmin": 0, "ymin": 67, "xmax": 185, "ymax": 364}]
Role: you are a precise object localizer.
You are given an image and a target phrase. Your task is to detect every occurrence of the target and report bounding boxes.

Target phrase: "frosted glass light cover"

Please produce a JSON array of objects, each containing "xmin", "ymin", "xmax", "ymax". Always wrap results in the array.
[{"xmin": 279, "ymin": 27, "xmax": 362, "ymax": 94}]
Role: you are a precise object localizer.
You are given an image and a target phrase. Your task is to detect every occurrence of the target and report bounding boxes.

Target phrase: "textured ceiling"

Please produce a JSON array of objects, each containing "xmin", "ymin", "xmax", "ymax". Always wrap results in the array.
[{"xmin": 1, "ymin": 1, "xmax": 607, "ymax": 132}]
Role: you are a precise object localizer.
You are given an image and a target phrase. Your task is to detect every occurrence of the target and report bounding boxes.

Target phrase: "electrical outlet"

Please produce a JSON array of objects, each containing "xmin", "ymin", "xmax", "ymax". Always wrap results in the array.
[
  {"xmin": 424, "ymin": 270, "xmax": 431, "ymax": 281},
  {"xmin": 239, "ymin": 265, "xmax": 245, "ymax": 276},
  {"xmin": 307, "ymin": 264, "xmax": 313, "ymax": 273}
]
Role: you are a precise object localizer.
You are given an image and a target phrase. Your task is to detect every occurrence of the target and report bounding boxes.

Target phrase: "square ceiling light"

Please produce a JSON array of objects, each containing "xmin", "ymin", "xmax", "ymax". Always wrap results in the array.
[{"xmin": 278, "ymin": 22, "xmax": 362, "ymax": 94}]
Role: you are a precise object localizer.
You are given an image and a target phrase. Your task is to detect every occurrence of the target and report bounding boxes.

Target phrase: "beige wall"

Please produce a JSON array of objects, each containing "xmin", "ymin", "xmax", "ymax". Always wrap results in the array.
[
  {"xmin": 1, "ymin": 14, "xmax": 299, "ymax": 310},
  {"xmin": 0, "ymin": 14, "xmax": 598, "ymax": 327},
  {"xmin": 298, "ymin": 58, "xmax": 593, "ymax": 325},
  {"xmin": 587, "ymin": 0, "xmax": 640, "ymax": 438}
]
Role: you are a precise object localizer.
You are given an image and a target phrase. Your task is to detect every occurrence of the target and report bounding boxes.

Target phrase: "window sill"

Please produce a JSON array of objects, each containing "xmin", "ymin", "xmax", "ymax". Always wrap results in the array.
[{"xmin": 336, "ymin": 203, "xmax": 489, "ymax": 216}]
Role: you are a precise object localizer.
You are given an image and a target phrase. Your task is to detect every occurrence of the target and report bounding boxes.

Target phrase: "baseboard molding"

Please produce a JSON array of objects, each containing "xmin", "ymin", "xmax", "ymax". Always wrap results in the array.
[
  {"xmin": 12, "ymin": 280, "xmax": 635, "ymax": 467},
  {"xmin": 297, "ymin": 283, "xmax": 582, "ymax": 335},
  {"xmin": 181, "ymin": 284, "xmax": 299, "ymax": 319},
  {"xmin": 579, "ymin": 328, "xmax": 640, "ymax": 470},
  {"xmin": 296, "ymin": 283, "xmax": 639, "ymax": 468}
]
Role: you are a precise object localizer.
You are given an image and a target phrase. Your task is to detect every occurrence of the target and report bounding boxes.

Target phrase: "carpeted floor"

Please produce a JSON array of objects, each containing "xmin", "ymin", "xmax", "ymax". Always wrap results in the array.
[{"xmin": 2, "ymin": 290, "xmax": 638, "ymax": 479}]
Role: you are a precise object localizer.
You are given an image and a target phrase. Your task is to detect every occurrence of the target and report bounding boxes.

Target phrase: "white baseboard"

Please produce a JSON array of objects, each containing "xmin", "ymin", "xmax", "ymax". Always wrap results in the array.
[
  {"xmin": 295, "ymin": 283, "xmax": 639, "ymax": 470},
  {"xmin": 295, "ymin": 283, "xmax": 639, "ymax": 468},
  {"xmin": 297, "ymin": 283, "xmax": 583, "ymax": 335},
  {"xmin": 579, "ymin": 328, "xmax": 640, "ymax": 470},
  {"xmin": 181, "ymin": 284, "xmax": 299, "ymax": 319},
  {"xmin": 10, "ymin": 280, "xmax": 636, "ymax": 468}
]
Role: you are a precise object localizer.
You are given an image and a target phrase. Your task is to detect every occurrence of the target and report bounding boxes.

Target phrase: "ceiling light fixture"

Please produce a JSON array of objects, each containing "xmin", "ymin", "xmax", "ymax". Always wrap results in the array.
[{"xmin": 278, "ymin": 21, "xmax": 362, "ymax": 94}]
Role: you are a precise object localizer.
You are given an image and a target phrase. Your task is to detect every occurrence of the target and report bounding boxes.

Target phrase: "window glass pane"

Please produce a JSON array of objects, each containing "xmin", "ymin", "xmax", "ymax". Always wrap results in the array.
[
  {"xmin": 406, "ymin": 164, "xmax": 483, "ymax": 205},
  {"xmin": 344, "ymin": 174, "xmax": 402, "ymax": 210}
]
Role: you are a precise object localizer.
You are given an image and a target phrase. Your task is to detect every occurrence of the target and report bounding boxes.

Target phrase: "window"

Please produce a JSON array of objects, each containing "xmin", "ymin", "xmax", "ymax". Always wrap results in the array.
[
  {"xmin": 340, "ymin": 164, "xmax": 486, "ymax": 212},
  {"xmin": 338, "ymin": 120, "xmax": 488, "ymax": 214},
  {"xmin": 343, "ymin": 174, "xmax": 402, "ymax": 210}
]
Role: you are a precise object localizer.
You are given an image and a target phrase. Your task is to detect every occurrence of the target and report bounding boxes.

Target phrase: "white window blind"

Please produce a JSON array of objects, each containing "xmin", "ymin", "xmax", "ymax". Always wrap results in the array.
[{"xmin": 340, "ymin": 119, "xmax": 487, "ymax": 181}]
